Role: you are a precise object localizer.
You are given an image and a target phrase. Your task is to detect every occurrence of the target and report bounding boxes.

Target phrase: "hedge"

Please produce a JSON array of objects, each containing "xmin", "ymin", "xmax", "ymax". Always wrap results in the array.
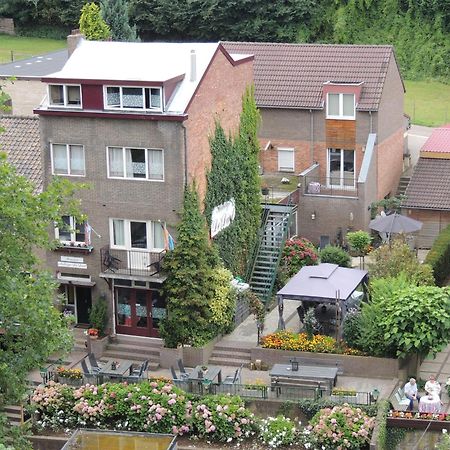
[{"xmin": 425, "ymin": 224, "xmax": 450, "ymax": 286}]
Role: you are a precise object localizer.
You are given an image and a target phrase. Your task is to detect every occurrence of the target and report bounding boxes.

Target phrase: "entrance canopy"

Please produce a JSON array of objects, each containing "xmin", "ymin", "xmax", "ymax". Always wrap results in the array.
[{"xmin": 276, "ymin": 263, "xmax": 368, "ymax": 330}]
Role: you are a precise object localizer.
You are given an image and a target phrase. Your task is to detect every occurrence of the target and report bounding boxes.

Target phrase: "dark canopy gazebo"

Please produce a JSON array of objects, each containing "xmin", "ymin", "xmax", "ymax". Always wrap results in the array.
[{"xmin": 276, "ymin": 263, "xmax": 368, "ymax": 332}]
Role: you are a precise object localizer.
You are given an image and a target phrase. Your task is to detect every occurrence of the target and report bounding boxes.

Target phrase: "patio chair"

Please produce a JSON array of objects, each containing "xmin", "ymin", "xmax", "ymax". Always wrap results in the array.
[
  {"xmin": 177, "ymin": 359, "xmax": 191, "ymax": 379},
  {"xmin": 170, "ymin": 366, "xmax": 179, "ymax": 381},
  {"xmin": 80, "ymin": 359, "xmax": 97, "ymax": 385},
  {"xmin": 88, "ymin": 353, "xmax": 102, "ymax": 373},
  {"xmin": 128, "ymin": 360, "xmax": 148, "ymax": 382},
  {"xmin": 223, "ymin": 364, "xmax": 243, "ymax": 385}
]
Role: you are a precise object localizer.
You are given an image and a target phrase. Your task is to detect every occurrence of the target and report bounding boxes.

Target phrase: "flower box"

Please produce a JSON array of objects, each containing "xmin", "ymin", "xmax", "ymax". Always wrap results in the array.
[
  {"xmin": 387, "ymin": 410, "xmax": 450, "ymax": 430},
  {"xmin": 57, "ymin": 376, "xmax": 83, "ymax": 387},
  {"xmin": 330, "ymin": 394, "xmax": 359, "ymax": 403}
]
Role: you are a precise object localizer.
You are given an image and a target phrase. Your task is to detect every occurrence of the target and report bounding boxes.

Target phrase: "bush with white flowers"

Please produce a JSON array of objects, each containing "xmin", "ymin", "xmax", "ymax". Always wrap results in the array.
[{"xmin": 259, "ymin": 415, "xmax": 298, "ymax": 448}]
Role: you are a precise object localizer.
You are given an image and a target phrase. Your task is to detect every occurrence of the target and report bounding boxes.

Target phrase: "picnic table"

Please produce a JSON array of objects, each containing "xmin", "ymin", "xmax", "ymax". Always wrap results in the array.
[
  {"xmin": 269, "ymin": 363, "xmax": 338, "ymax": 393},
  {"xmin": 98, "ymin": 360, "xmax": 133, "ymax": 382},
  {"xmin": 186, "ymin": 365, "xmax": 223, "ymax": 394}
]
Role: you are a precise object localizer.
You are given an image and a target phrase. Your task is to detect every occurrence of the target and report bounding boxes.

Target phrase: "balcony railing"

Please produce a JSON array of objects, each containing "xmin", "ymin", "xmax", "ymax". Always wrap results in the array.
[
  {"xmin": 100, "ymin": 246, "xmax": 166, "ymax": 277},
  {"xmin": 303, "ymin": 176, "xmax": 358, "ymax": 197}
]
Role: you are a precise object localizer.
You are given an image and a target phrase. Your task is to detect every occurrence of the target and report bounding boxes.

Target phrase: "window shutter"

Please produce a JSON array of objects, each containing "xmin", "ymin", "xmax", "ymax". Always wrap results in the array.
[{"xmin": 278, "ymin": 149, "xmax": 294, "ymax": 172}]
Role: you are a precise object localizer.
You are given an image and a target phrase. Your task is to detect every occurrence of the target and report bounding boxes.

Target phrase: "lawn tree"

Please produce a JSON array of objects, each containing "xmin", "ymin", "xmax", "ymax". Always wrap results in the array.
[
  {"xmin": 101, "ymin": 0, "xmax": 137, "ymax": 41},
  {"xmin": 346, "ymin": 230, "xmax": 372, "ymax": 269},
  {"xmin": 0, "ymin": 157, "xmax": 82, "ymax": 446},
  {"xmin": 79, "ymin": 2, "xmax": 111, "ymax": 41},
  {"xmin": 160, "ymin": 184, "xmax": 221, "ymax": 348}
]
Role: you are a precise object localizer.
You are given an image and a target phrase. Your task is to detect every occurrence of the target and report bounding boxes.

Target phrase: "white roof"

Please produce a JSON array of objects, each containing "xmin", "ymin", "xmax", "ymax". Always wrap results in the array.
[{"xmin": 47, "ymin": 40, "xmax": 225, "ymax": 113}]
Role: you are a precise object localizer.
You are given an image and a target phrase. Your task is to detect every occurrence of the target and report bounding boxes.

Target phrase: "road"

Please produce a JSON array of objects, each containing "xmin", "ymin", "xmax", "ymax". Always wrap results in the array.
[{"xmin": 407, "ymin": 124, "xmax": 434, "ymax": 167}]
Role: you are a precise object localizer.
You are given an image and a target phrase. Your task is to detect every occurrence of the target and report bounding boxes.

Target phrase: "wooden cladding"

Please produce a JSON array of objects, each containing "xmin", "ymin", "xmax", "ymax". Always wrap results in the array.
[{"xmin": 326, "ymin": 119, "xmax": 356, "ymax": 148}]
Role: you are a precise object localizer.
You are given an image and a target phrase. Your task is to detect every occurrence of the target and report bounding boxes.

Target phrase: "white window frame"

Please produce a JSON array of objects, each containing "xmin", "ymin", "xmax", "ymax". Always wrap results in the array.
[
  {"xmin": 103, "ymin": 86, "xmax": 163, "ymax": 111},
  {"xmin": 109, "ymin": 219, "xmax": 166, "ymax": 251},
  {"xmin": 277, "ymin": 147, "xmax": 295, "ymax": 172},
  {"xmin": 326, "ymin": 93, "xmax": 355, "ymax": 120},
  {"xmin": 50, "ymin": 143, "xmax": 86, "ymax": 177},
  {"xmin": 106, "ymin": 146, "xmax": 164, "ymax": 181},
  {"xmin": 55, "ymin": 216, "xmax": 86, "ymax": 244},
  {"xmin": 48, "ymin": 84, "xmax": 82, "ymax": 108},
  {"xmin": 326, "ymin": 148, "xmax": 356, "ymax": 189}
]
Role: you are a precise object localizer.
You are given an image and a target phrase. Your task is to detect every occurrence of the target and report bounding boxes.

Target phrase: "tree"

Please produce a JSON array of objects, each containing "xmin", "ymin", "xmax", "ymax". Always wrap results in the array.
[
  {"xmin": 101, "ymin": 0, "xmax": 137, "ymax": 41},
  {"xmin": 346, "ymin": 230, "xmax": 371, "ymax": 269},
  {"xmin": 160, "ymin": 184, "xmax": 221, "ymax": 348},
  {"xmin": 0, "ymin": 155, "xmax": 82, "ymax": 407},
  {"xmin": 369, "ymin": 238, "xmax": 434, "ymax": 285},
  {"xmin": 319, "ymin": 245, "xmax": 351, "ymax": 267},
  {"xmin": 79, "ymin": 2, "xmax": 111, "ymax": 40}
]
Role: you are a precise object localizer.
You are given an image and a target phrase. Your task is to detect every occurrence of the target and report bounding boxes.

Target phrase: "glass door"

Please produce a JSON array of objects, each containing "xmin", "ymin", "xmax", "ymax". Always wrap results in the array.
[
  {"xmin": 327, "ymin": 149, "xmax": 355, "ymax": 188},
  {"xmin": 128, "ymin": 221, "xmax": 150, "ymax": 270}
]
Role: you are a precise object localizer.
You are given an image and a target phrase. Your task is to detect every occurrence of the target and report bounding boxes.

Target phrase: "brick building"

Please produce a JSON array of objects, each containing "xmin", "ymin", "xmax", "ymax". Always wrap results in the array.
[
  {"xmin": 34, "ymin": 38, "xmax": 253, "ymax": 336},
  {"xmin": 223, "ymin": 42, "xmax": 406, "ymax": 243},
  {"xmin": 402, "ymin": 126, "xmax": 450, "ymax": 248}
]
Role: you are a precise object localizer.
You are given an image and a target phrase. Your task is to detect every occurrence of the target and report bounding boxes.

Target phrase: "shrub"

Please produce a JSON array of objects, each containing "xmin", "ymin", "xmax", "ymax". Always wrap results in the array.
[
  {"xmin": 298, "ymin": 398, "xmax": 377, "ymax": 420},
  {"xmin": 303, "ymin": 404, "xmax": 375, "ymax": 449},
  {"xmin": 425, "ymin": 223, "xmax": 450, "ymax": 286},
  {"xmin": 303, "ymin": 308, "xmax": 320, "ymax": 339},
  {"xmin": 346, "ymin": 231, "xmax": 371, "ymax": 256},
  {"xmin": 89, "ymin": 297, "xmax": 108, "ymax": 337},
  {"xmin": 320, "ymin": 245, "xmax": 351, "ymax": 267},
  {"xmin": 56, "ymin": 367, "xmax": 82, "ymax": 380},
  {"xmin": 259, "ymin": 415, "xmax": 298, "ymax": 448},
  {"xmin": 342, "ymin": 308, "xmax": 361, "ymax": 349}
]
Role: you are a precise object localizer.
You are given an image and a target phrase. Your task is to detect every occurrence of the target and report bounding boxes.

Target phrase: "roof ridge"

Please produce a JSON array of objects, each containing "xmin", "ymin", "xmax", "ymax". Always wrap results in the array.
[
  {"xmin": 221, "ymin": 41, "xmax": 394, "ymax": 49},
  {"xmin": 0, "ymin": 114, "xmax": 39, "ymax": 120}
]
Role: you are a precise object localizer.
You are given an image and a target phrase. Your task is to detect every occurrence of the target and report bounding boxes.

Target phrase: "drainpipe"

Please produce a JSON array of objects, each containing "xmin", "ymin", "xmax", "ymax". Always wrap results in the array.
[
  {"xmin": 111, "ymin": 279, "xmax": 116, "ymax": 336},
  {"xmin": 310, "ymin": 109, "xmax": 314, "ymax": 165},
  {"xmin": 182, "ymin": 123, "xmax": 188, "ymax": 187},
  {"xmin": 369, "ymin": 111, "xmax": 373, "ymax": 134}
]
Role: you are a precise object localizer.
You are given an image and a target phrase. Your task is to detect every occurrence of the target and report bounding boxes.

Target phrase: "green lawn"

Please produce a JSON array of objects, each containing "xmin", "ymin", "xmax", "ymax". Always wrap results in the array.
[
  {"xmin": 0, "ymin": 34, "xmax": 65, "ymax": 64},
  {"xmin": 404, "ymin": 80, "xmax": 450, "ymax": 127}
]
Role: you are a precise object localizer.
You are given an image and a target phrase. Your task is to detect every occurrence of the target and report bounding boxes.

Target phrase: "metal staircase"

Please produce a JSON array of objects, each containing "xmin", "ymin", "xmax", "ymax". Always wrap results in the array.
[{"xmin": 247, "ymin": 203, "xmax": 296, "ymax": 304}]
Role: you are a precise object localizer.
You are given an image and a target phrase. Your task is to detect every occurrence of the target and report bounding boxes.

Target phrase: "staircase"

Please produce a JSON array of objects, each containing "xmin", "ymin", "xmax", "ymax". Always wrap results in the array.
[
  {"xmin": 2, "ymin": 405, "xmax": 24, "ymax": 426},
  {"xmin": 396, "ymin": 175, "xmax": 410, "ymax": 197},
  {"xmin": 247, "ymin": 203, "xmax": 295, "ymax": 303},
  {"xmin": 208, "ymin": 341, "xmax": 252, "ymax": 368},
  {"xmin": 102, "ymin": 335, "xmax": 163, "ymax": 371}
]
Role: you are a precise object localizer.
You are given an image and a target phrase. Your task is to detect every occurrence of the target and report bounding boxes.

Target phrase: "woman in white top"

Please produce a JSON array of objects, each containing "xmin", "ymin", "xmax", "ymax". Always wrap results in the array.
[{"xmin": 425, "ymin": 375, "xmax": 441, "ymax": 398}]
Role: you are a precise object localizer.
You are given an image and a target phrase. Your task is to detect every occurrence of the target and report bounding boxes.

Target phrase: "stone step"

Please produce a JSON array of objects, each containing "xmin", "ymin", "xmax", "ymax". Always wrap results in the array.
[
  {"xmin": 208, "ymin": 357, "xmax": 251, "ymax": 368},
  {"xmin": 101, "ymin": 350, "xmax": 159, "ymax": 371},
  {"xmin": 2, "ymin": 405, "xmax": 23, "ymax": 425},
  {"xmin": 105, "ymin": 343, "xmax": 161, "ymax": 357}
]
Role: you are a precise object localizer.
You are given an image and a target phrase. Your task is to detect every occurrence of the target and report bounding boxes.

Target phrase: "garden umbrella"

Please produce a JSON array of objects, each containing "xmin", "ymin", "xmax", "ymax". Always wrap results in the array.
[{"xmin": 369, "ymin": 212, "xmax": 422, "ymax": 234}]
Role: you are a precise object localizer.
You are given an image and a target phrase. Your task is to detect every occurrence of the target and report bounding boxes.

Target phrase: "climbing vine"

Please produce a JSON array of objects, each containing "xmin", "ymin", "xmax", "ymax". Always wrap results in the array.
[{"xmin": 205, "ymin": 86, "xmax": 261, "ymax": 276}]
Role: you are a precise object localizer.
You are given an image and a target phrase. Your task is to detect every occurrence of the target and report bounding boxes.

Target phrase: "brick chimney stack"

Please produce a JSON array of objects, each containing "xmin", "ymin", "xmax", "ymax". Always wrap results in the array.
[{"xmin": 67, "ymin": 29, "xmax": 84, "ymax": 57}]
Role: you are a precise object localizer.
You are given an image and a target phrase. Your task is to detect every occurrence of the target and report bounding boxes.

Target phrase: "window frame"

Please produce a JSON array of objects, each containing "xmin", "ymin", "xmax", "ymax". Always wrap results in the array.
[
  {"xmin": 106, "ymin": 146, "xmax": 164, "ymax": 182},
  {"xmin": 48, "ymin": 84, "xmax": 82, "ymax": 108},
  {"xmin": 326, "ymin": 93, "xmax": 355, "ymax": 120},
  {"xmin": 277, "ymin": 147, "xmax": 295, "ymax": 172},
  {"xmin": 55, "ymin": 216, "xmax": 86, "ymax": 244},
  {"xmin": 103, "ymin": 86, "xmax": 163, "ymax": 112},
  {"xmin": 109, "ymin": 218, "xmax": 166, "ymax": 251},
  {"xmin": 50, "ymin": 143, "xmax": 86, "ymax": 177},
  {"xmin": 326, "ymin": 148, "xmax": 356, "ymax": 189}
]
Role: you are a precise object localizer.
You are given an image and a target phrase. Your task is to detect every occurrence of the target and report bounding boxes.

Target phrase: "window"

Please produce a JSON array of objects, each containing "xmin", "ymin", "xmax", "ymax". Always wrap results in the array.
[
  {"xmin": 56, "ymin": 216, "xmax": 86, "ymax": 244},
  {"xmin": 110, "ymin": 219, "xmax": 165, "ymax": 250},
  {"xmin": 51, "ymin": 144, "xmax": 85, "ymax": 176},
  {"xmin": 104, "ymin": 86, "xmax": 162, "ymax": 111},
  {"xmin": 48, "ymin": 84, "xmax": 81, "ymax": 107},
  {"xmin": 327, "ymin": 148, "xmax": 355, "ymax": 188},
  {"xmin": 107, "ymin": 147, "xmax": 164, "ymax": 181},
  {"xmin": 277, "ymin": 147, "xmax": 295, "ymax": 172},
  {"xmin": 326, "ymin": 93, "xmax": 355, "ymax": 119}
]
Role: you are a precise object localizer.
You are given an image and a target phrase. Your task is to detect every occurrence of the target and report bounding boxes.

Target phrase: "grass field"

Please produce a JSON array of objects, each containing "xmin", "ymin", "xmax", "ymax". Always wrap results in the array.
[
  {"xmin": 0, "ymin": 34, "xmax": 65, "ymax": 64},
  {"xmin": 404, "ymin": 80, "xmax": 450, "ymax": 127}
]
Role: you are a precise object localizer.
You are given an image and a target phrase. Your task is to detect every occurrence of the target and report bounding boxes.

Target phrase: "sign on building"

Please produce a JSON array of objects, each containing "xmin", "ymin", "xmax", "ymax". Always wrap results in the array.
[{"xmin": 211, "ymin": 198, "xmax": 236, "ymax": 238}]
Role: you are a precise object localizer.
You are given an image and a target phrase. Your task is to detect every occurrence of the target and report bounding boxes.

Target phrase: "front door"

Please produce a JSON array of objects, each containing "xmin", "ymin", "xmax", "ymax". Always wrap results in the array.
[
  {"xmin": 75, "ymin": 287, "xmax": 92, "ymax": 325},
  {"xmin": 115, "ymin": 288, "xmax": 163, "ymax": 337}
]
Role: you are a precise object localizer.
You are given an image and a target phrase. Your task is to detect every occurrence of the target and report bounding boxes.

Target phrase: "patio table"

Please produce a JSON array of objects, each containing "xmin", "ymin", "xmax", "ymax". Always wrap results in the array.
[
  {"xmin": 98, "ymin": 360, "xmax": 133, "ymax": 382},
  {"xmin": 269, "ymin": 363, "xmax": 338, "ymax": 392},
  {"xmin": 419, "ymin": 395, "xmax": 441, "ymax": 413},
  {"xmin": 188, "ymin": 365, "xmax": 222, "ymax": 383}
]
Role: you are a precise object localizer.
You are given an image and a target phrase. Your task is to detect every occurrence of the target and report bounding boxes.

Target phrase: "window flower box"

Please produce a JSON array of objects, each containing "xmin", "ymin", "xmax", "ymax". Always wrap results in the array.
[{"xmin": 55, "ymin": 242, "xmax": 93, "ymax": 254}]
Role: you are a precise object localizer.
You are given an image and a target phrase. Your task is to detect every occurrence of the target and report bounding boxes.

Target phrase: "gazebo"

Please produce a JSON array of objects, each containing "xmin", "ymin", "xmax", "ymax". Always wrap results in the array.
[{"xmin": 276, "ymin": 263, "xmax": 368, "ymax": 333}]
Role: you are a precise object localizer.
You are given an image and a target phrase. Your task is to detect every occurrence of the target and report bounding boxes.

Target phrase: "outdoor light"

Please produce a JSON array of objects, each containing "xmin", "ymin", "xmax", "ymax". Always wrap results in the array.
[
  {"xmin": 311, "ymin": 211, "xmax": 316, "ymax": 220},
  {"xmin": 290, "ymin": 358, "xmax": 299, "ymax": 371},
  {"xmin": 371, "ymin": 388, "xmax": 380, "ymax": 402}
]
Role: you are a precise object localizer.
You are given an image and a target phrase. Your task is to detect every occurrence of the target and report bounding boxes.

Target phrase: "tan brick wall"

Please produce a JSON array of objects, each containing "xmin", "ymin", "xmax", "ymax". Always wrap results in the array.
[
  {"xmin": 3, "ymin": 79, "xmax": 46, "ymax": 116},
  {"xmin": 185, "ymin": 49, "xmax": 253, "ymax": 202},
  {"xmin": 377, "ymin": 127, "xmax": 404, "ymax": 198}
]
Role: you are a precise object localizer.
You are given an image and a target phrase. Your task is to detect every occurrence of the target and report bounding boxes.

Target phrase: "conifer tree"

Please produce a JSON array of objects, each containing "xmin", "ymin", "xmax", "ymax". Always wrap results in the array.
[
  {"xmin": 101, "ymin": 0, "xmax": 137, "ymax": 41},
  {"xmin": 79, "ymin": 2, "xmax": 111, "ymax": 41}
]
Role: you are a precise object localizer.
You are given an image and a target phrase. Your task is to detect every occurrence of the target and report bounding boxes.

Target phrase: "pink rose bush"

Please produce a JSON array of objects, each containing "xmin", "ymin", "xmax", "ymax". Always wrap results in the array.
[
  {"xmin": 31, "ymin": 381, "xmax": 255, "ymax": 442},
  {"xmin": 301, "ymin": 404, "xmax": 375, "ymax": 450}
]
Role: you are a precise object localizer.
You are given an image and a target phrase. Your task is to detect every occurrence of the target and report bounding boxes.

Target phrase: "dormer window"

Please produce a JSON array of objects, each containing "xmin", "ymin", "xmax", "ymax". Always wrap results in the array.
[
  {"xmin": 326, "ymin": 93, "xmax": 355, "ymax": 120},
  {"xmin": 104, "ymin": 86, "xmax": 162, "ymax": 111},
  {"xmin": 49, "ymin": 84, "xmax": 81, "ymax": 108}
]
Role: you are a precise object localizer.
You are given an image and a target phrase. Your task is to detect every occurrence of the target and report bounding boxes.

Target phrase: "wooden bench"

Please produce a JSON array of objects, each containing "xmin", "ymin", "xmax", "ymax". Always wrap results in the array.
[
  {"xmin": 271, "ymin": 376, "xmax": 327, "ymax": 398},
  {"xmin": 392, "ymin": 387, "xmax": 411, "ymax": 411},
  {"xmin": 286, "ymin": 357, "xmax": 344, "ymax": 375}
]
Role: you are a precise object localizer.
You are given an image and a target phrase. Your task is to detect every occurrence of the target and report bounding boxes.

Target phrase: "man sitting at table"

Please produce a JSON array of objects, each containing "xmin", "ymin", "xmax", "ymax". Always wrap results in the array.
[
  {"xmin": 425, "ymin": 375, "xmax": 441, "ymax": 398},
  {"xmin": 404, "ymin": 378, "xmax": 420, "ymax": 411}
]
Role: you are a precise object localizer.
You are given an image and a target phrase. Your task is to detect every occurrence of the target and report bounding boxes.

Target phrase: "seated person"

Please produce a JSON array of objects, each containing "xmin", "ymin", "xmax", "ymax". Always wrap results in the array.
[
  {"xmin": 404, "ymin": 378, "xmax": 420, "ymax": 411},
  {"xmin": 424, "ymin": 375, "xmax": 441, "ymax": 398}
]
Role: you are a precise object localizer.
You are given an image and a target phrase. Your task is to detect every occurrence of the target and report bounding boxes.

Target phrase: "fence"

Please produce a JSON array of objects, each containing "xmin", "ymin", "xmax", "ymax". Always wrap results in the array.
[{"xmin": 303, "ymin": 176, "xmax": 358, "ymax": 197}]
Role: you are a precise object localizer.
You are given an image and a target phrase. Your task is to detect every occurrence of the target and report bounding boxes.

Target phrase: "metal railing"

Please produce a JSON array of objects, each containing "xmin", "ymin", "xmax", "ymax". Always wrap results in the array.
[
  {"xmin": 100, "ymin": 246, "xmax": 166, "ymax": 277},
  {"xmin": 304, "ymin": 176, "xmax": 358, "ymax": 197}
]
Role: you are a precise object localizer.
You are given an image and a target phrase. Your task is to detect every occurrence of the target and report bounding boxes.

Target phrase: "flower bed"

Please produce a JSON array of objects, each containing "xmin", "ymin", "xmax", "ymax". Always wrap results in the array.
[
  {"xmin": 261, "ymin": 330, "xmax": 364, "ymax": 355},
  {"xmin": 387, "ymin": 410, "xmax": 450, "ymax": 431}
]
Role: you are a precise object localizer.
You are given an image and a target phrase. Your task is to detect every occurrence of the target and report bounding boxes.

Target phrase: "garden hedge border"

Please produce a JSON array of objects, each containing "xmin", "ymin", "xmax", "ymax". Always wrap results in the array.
[{"xmin": 425, "ymin": 223, "xmax": 450, "ymax": 286}]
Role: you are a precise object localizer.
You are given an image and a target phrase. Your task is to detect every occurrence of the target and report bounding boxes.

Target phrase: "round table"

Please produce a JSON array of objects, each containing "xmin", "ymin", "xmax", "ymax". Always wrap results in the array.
[{"xmin": 419, "ymin": 395, "xmax": 441, "ymax": 413}]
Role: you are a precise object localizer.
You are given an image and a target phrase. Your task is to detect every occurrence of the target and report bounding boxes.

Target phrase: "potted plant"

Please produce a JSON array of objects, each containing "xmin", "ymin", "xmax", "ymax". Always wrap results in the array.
[
  {"xmin": 261, "ymin": 183, "xmax": 270, "ymax": 196},
  {"xmin": 89, "ymin": 296, "xmax": 108, "ymax": 337},
  {"xmin": 56, "ymin": 367, "xmax": 83, "ymax": 386},
  {"xmin": 87, "ymin": 328, "xmax": 99, "ymax": 339}
]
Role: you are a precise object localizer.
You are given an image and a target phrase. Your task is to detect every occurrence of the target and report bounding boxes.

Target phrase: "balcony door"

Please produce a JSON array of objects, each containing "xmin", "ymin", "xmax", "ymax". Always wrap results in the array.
[
  {"xmin": 327, "ymin": 148, "xmax": 355, "ymax": 188},
  {"xmin": 128, "ymin": 221, "xmax": 150, "ymax": 270},
  {"xmin": 115, "ymin": 287, "xmax": 165, "ymax": 337}
]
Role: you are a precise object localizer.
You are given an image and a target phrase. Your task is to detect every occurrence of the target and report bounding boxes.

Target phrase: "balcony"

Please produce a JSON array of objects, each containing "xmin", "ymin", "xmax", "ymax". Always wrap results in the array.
[
  {"xmin": 303, "ymin": 176, "xmax": 358, "ymax": 198},
  {"xmin": 100, "ymin": 246, "xmax": 166, "ymax": 278}
]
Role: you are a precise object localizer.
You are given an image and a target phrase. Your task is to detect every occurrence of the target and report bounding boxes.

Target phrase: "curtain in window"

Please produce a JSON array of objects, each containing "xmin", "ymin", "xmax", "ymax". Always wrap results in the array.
[
  {"xmin": 148, "ymin": 149, "xmax": 163, "ymax": 180},
  {"xmin": 70, "ymin": 145, "xmax": 85, "ymax": 175},
  {"xmin": 106, "ymin": 87, "xmax": 120, "ymax": 107},
  {"xmin": 67, "ymin": 86, "xmax": 81, "ymax": 105},
  {"xmin": 328, "ymin": 94, "xmax": 339, "ymax": 116},
  {"xmin": 122, "ymin": 88, "xmax": 143, "ymax": 108},
  {"xmin": 343, "ymin": 94, "xmax": 355, "ymax": 117},
  {"xmin": 50, "ymin": 85, "xmax": 64, "ymax": 105},
  {"xmin": 153, "ymin": 222, "xmax": 165, "ymax": 249},
  {"xmin": 150, "ymin": 88, "xmax": 161, "ymax": 109},
  {"xmin": 53, "ymin": 144, "xmax": 68, "ymax": 174},
  {"xmin": 113, "ymin": 219, "xmax": 125, "ymax": 246},
  {"xmin": 127, "ymin": 148, "xmax": 146, "ymax": 178},
  {"xmin": 109, "ymin": 147, "xmax": 124, "ymax": 177}
]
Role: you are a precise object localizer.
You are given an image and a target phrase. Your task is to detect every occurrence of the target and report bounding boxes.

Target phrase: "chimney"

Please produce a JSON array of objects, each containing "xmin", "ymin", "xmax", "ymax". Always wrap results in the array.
[
  {"xmin": 67, "ymin": 29, "xmax": 84, "ymax": 57},
  {"xmin": 190, "ymin": 49, "xmax": 196, "ymax": 82}
]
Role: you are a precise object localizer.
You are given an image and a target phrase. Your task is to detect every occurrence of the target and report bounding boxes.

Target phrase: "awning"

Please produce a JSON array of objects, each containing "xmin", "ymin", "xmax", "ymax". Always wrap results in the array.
[{"xmin": 57, "ymin": 278, "xmax": 96, "ymax": 287}]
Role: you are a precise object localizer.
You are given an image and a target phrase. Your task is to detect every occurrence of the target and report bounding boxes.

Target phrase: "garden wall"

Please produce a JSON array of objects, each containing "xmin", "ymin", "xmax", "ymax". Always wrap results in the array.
[
  {"xmin": 0, "ymin": 18, "xmax": 14, "ymax": 35},
  {"xmin": 251, "ymin": 347, "xmax": 413, "ymax": 379}
]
